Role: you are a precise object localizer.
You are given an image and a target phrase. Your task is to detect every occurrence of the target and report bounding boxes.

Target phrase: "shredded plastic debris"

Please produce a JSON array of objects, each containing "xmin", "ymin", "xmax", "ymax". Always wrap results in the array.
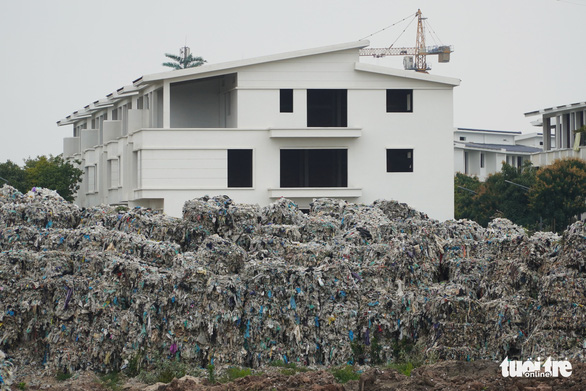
[{"xmin": 0, "ymin": 184, "xmax": 583, "ymax": 378}]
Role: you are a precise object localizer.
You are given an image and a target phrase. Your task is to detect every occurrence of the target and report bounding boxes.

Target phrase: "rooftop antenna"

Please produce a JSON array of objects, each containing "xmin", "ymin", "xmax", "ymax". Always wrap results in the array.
[{"xmin": 180, "ymin": 36, "xmax": 190, "ymax": 66}]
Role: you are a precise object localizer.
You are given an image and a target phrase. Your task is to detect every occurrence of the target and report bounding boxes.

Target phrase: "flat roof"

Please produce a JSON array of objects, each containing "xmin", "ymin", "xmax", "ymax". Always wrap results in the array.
[
  {"xmin": 456, "ymin": 127, "xmax": 521, "ymax": 135},
  {"xmin": 455, "ymin": 141, "xmax": 542, "ymax": 154},
  {"xmin": 525, "ymin": 101, "xmax": 586, "ymax": 117}
]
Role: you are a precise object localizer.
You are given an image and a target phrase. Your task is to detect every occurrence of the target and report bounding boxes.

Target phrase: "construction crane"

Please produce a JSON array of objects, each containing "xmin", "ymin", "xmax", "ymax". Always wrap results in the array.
[{"xmin": 359, "ymin": 9, "xmax": 453, "ymax": 73}]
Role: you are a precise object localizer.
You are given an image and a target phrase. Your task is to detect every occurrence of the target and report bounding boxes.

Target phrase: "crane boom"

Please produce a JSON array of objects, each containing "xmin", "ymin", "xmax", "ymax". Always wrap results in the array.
[{"xmin": 358, "ymin": 9, "xmax": 453, "ymax": 73}]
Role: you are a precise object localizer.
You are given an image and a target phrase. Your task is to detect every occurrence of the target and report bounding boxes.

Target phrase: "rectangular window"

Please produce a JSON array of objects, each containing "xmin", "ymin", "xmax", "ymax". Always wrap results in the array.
[
  {"xmin": 459, "ymin": 136, "xmax": 466, "ymax": 141},
  {"xmin": 137, "ymin": 97, "xmax": 143, "ymax": 110},
  {"xmin": 280, "ymin": 149, "xmax": 347, "ymax": 187},
  {"xmin": 386, "ymin": 149, "xmax": 413, "ymax": 172},
  {"xmin": 480, "ymin": 153, "xmax": 485, "ymax": 168},
  {"xmin": 307, "ymin": 89, "xmax": 347, "ymax": 127},
  {"xmin": 109, "ymin": 159, "xmax": 120, "ymax": 188},
  {"xmin": 280, "ymin": 89, "xmax": 293, "ymax": 113},
  {"xmin": 87, "ymin": 166, "xmax": 96, "ymax": 193},
  {"xmin": 227, "ymin": 149, "xmax": 253, "ymax": 187},
  {"xmin": 386, "ymin": 89, "xmax": 413, "ymax": 112},
  {"xmin": 111, "ymin": 108, "xmax": 118, "ymax": 120}
]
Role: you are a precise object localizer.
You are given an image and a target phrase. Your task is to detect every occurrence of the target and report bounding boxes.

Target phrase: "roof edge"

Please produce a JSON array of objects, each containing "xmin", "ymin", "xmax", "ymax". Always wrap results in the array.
[
  {"xmin": 140, "ymin": 40, "xmax": 371, "ymax": 84},
  {"xmin": 354, "ymin": 62, "xmax": 460, "ymax": 86}
]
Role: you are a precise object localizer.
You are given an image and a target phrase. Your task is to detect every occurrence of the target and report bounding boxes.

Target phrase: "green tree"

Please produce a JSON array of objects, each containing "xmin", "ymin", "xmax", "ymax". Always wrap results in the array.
[
  {"xmin": 23, "ymin": 155, "xmax": 83, "ymax": 202},
  {"xmin": 529, "ymin": 158, "xmax": 586, "ymax": 233},
  {"xmin": 163, "ymin": 47, "xmax": 206, "ymax": 70},
  {"xmin": 455, "ymin": 162, "xmax": 538, "ymax": 228},
  {"xmin": 0, "ymin": 160, "xmax": 27, "ymax": 191},
  {"xmin": 454, "ymin": 173, "xmax": 481, "ymax": 220}
]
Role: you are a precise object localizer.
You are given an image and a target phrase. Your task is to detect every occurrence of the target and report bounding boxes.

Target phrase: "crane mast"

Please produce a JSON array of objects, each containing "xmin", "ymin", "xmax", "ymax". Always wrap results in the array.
[
  {"xmin": 414, "ymin": 9, "xmax": 427, "ymax": 72},
  {"xmin": 359, "ymin": 9, "xmax": 453, "ymax": 73}
]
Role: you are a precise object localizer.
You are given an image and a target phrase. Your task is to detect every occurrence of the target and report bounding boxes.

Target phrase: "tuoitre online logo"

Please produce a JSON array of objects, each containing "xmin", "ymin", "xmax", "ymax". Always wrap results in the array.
[{"xmin": 500, "ymin": 357, "xmax": 572, "ymax": 378}]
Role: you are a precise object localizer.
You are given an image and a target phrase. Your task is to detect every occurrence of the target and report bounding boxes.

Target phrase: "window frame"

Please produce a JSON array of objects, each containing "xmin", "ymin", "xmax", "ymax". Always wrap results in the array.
[
  {"xmin": 386, "ymin": 148, "xmax": 414, "ymax": 173},
  {"xmin": 280, "ymin": 89, "xmax": 293, "ymax": 113},
  {"xmin": 227, "ymin": 149, "xmax": 253, "ymax": 188},
  {"xmin": 386, "ymin": 89, "xmax": 413, "ymax": 113}
]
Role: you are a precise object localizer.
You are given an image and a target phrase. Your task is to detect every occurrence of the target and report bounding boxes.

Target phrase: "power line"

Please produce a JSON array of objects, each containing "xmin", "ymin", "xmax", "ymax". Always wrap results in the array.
[{"xmin": 360, "ymin": 12, "xmax": 417, "ymax": 41}]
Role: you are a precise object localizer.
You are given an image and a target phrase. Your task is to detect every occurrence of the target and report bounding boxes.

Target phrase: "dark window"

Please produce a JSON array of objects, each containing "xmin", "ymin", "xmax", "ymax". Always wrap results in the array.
[
  {"xmin": 112, "ymin": 108, "xmax": 118, "ymax": 120},
  {"xmin": 480, "ymin": 153, "xmax": 485, "ymax": 168},
  {"xmin": 459, "ymin": 136, "xmax": 466, "ymax": 141},
  {"xmin": 307, "ymin": 89, "xmax": 347, "ymax": 127},
  {"xmin": 280, "ymin": 149, "xmax": 347, "ymax": 187},
  {"xmin": 280, "ymin": 89, "xmax": 293, "ymax": 113},
  {"xmin": 228, "ymin": 149, "xmax": 253, "ymax": 187},
  {"xmin": 386, "ymin": 89, "xmax": 412, "ymax": 112},
  {"xmin": 386, "ymin": 149, "xmax": 413, "ymax": 172}
]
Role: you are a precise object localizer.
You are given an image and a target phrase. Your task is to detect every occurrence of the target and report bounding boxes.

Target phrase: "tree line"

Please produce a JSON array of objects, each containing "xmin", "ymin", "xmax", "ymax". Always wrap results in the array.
[
  {"xmin": 0, "ymin": 155, "xmax": 83, "ymax": 202},
  {"xmin": 455, "ymin": 158, "xmax": 586, "ymax": 234}
]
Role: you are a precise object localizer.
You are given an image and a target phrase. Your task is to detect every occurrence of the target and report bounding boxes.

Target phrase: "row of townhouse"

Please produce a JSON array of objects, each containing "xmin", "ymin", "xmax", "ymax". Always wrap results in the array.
[{"xmin": 58, "ymin": 41, "xmax": 460, "ymax": 220}]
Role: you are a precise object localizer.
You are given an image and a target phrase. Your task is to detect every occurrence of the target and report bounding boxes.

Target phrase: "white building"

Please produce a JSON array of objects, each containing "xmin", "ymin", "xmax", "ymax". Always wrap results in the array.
[
  {"xmin": 453, "ymin": 128, "xmax": 544, "ymax": 180},
  {"xmin": 525, "ymin": 102, "xmax": 586, "ymax": 166},
  {"xmin": 58, "ymin": 41, "xmax": 460, "ymax": 220}
]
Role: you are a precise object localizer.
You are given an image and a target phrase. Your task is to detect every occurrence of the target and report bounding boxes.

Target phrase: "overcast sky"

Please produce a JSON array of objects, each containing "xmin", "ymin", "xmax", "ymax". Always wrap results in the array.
[{"xmin": 1, "ymin": 0, "xmax": 585, "ymax": 164}]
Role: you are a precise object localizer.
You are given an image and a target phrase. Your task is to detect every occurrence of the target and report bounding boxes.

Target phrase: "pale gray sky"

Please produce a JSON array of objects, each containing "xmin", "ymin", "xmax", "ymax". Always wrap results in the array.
[{"xmin": 1, "ymin": 0, "xmax": 585, "ymax": 163}]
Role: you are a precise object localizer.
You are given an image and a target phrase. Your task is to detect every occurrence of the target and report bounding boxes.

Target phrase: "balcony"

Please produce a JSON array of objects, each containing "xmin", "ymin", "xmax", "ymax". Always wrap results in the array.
[
  {"xmin": 267, "ymin": 187, "xmax": 362, "ymax": 198},
  {"xmin": 63, "ymin": 137, "xmax": 80, "ymax": 157},
  {"xmin": 269, "ymin": 127, "xmax": 362, "ymax": 138}
]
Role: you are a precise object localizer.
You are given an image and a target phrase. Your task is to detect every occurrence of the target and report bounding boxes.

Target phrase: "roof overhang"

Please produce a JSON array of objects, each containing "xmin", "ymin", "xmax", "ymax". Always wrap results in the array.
[
  {"xmin": 525, "ymin": 101, "xmax": 586, "ymax": 118},
  {"xmin": 354, "ymin": 62, "xmax": 460, "ymax": 86},
  {"xmin": 137, "ymin": 41, "xmax": 371, "ymax": 85}
]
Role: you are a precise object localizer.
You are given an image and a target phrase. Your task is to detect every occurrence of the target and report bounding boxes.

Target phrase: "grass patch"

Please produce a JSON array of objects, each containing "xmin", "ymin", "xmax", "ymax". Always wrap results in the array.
[
  {"xmin": 387, "ymin": 362, "xmax": 415, "ymax": 376},
  {"xmin": 219, "ymin": 367, "xmax": 252, "ymax": 383},
  {"xmin": 269, "ymin": 360, "xmax": 310, "ymax": 375},
  {"xmin": 55, "ymin": 370, "xmax": 72, "ymax": 381},
  {"xmin": 17, "ymin": 382, "xmax": 27, "ymax": 390},
  {"xmin": 100, "ymin": 372, "xmax": 123, "ymax": 391},
  {"xmin": 137, "ymin": 356, "xmax": 199, "ymax": 384},
  {"xmin": 331, "ymin": 365, "xmax": 360, "ymax": 383}
]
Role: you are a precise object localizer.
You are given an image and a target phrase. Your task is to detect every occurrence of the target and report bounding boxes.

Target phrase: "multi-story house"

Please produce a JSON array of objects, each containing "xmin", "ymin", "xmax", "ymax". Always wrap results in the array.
[{"xmin": 58, "ymin": 41, "xmax": 460, "ymax": 220}]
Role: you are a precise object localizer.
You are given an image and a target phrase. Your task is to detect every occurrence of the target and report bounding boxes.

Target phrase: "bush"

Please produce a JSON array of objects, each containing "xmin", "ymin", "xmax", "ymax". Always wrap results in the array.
[
  {"xmin": 138, "ymin": 355, "xmax": 197, "ymax": 384},
  {"xmin": 100, "ymin": 372, "xmax": 122, "ymax": 390},
  {"xmin": 331, "ymin": 365, "xmax": 360, "ymax": 383},
  {"xmin": 220, "ymin": 367, "xmax": 252, "ymax": 383},
  {"xmin": 387, "ymin": 362, "xmax": 415, "ymax": 376}
]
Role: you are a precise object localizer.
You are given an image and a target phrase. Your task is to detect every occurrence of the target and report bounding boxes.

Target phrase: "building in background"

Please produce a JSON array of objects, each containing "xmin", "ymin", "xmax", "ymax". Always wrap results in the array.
[
  {"xmin": 453, "ymin": 128, "xmax": 545, "ymax": 180},
  {"xmin": 525, "ymin": 102, "xmax": 586, "ymax": 167},
  {"xmin": 58, "ymin": 41, "xmax": 460, "ymax": 220}
]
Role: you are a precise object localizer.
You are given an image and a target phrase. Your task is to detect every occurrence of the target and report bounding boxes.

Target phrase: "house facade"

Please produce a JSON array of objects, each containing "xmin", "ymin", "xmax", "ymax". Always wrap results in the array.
[
  {"xmin": 58, "ymin": 41, "xmax": 460, "ymax": 220},
  {"xmin": 525, "ymin": 102, "xmax": 586, "ymax": 167},
  {"xmin": 453, "ymin": 128, "xmax": 545, "ymax": 181}
]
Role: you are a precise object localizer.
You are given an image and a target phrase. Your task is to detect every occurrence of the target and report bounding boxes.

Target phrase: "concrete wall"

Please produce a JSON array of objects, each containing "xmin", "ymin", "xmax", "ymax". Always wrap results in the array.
[{"xmin": 67, "ymin": 48, "xmax": 457, "ymax": 221}]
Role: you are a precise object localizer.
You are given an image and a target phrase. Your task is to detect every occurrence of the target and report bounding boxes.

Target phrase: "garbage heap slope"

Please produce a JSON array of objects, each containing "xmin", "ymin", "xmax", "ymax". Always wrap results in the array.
[{"xmin": 0, "ymin": 185, "xmax": 582, "ymax": 375}]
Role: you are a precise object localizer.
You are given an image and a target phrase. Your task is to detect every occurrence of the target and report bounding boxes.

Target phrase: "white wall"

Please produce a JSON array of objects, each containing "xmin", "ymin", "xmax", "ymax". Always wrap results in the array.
[{"xmin": 69, "ymin": 48, "xmax": 457, "ymax": 221}]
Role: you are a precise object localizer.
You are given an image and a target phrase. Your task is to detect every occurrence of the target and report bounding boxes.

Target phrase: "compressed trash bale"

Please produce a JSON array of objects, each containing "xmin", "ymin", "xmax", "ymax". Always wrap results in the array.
[
  {"xmin": 3, "ymin": 190, "xmax": 586, "ymax": 376},
  {"xmin": 373, "ymin": 199, "xmax": 429, "ymax": 221},
  {"xmin": 259, "ymin": 224, "xmax": 302, "ymax": 242},
  {"xmin": 194, "ymin": 234, "xmax": 247, "ymax": 274},
  {"xmin": 79, "ymin": 204, "xmax": 186, "ymax": 244},
  {"xmin": 0, "ymin": 185, "xmax": 24, "ymax": 205},
  {"xmin": 260, "ymin": 198, "xmax": 307, "ymax": 225},
  {"xmin": 300, "ymin": 214, "xmax": 340, "ymax": 242},
  {"xmin": 0, "ymin": 187, "xmax": 81, "ymax": 229}
]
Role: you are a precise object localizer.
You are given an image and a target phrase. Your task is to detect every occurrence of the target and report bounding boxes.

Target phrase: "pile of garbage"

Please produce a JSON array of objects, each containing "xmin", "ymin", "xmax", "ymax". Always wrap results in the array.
[{"xmin": 0, "ymin": 185, "xmax": 584, "ymax": 377}]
